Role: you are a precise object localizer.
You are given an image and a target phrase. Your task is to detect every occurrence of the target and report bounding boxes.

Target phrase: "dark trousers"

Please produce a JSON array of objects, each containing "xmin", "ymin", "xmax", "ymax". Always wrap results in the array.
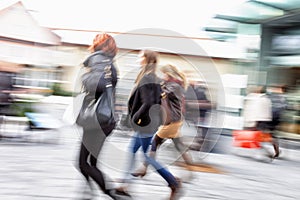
[{"xmin": 79, "ymin": 143, "xmax": 108, "ymax": 194}]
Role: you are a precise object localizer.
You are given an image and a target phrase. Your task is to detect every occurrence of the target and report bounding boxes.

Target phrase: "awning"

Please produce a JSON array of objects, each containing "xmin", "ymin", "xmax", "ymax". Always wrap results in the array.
[{"xmin": 204, "ymin": 0, "xmax": 300, "ymax": 40}]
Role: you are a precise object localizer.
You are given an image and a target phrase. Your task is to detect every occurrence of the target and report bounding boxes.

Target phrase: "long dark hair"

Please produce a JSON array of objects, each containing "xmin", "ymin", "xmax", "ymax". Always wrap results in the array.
[{"xmin": 135, "ymin": 49, "xmax": 158, "ymax": 85}]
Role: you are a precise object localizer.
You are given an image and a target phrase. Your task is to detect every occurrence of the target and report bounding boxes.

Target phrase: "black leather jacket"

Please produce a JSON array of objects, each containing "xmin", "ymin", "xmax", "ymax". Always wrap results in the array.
[
  {"xmin": 79, "ymin": 51, "xmax": 118, "ymax": 134},
  {"xmin": 82, "ymin": 51, "xmax": 118, "ymax": 99}
]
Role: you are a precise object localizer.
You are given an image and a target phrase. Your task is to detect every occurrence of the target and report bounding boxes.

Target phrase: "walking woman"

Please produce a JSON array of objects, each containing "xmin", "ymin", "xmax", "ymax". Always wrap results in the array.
[
  {"xmin": 133, "ymin": 64, "xmax": 192, "ymax": 199},
  {"xmin": 117, "ymin": 49, "xmax": 162, "ymax": 190},
  {"xmin": 77, "ymin": 33, "xmax": 127, "ymax": 199}
]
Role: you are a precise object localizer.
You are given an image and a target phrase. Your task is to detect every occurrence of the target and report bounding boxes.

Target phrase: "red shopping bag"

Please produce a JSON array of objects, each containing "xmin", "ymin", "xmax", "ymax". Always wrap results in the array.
[
  {"xmin": 232, "ymin": 130, "xmax": 262, "ymax": 148},
  {"xmin": 259, "ymin": 132, "xmax": 272, "ymax": 142}
]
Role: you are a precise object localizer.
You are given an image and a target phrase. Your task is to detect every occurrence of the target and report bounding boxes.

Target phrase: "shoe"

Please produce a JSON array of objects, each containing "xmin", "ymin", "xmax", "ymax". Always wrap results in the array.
[
  {"xmin": 267, "ymin": 150, "xmax": 281, "ymax": 162},
  {"xmin": 80, "ymin": 181, "xmax": 93, "ymax": 200},
  {"xmin": 106, "ymin": 189, "xmax": 118, "ymax": 200},
  {"xmin": 115, "ymin": 188, "xmax": 132, "ymax": 197},
  {"xmin": 131, "ymin": 169, "xmax": 146, "ymax": 178},
  {"xmin": 106, "ymin": 187, "xmax": 132, "ymax": 200},
  {"xmin": 169, "ymin": 177, "xmax": 182, "ymax": 200},
  {"xmin": 273, "ymin": 149, "xmax": 282, "ymax": 158}
]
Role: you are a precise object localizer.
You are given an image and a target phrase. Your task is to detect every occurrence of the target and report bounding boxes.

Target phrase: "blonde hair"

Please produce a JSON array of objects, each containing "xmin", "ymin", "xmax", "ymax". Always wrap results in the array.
[
  {"xmin": 160, "ymin": 64, "xmax": 187, "ymax": 89},
  {"xmin": 135, "ymin": 50, "xmax": 158, "ymax": 85}
]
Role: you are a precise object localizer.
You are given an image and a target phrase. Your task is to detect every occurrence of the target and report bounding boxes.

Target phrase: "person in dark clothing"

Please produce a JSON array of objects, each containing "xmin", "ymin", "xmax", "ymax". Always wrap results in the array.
[
  {"xmin": 185, "ymin": 81, "xmax": 212, "ymax": 151},
  {"xmin": 116, "ymin": 49, "xmax": 162, "ymax": 195},
  {"xmin": 131, "ymin": 64, "xmax": 192, "ymax": 200},
  {"xmin": 265, "ymin": 85, "xmax": 288, "ymax": 158},
  {"xmin": 77, "ymin": 33, "xmax": 129, "ymax": 199},
  {"xmin": 0, "ymin": 72, "xmax": 15, "ymax": 115},
  {"xmin": 244, "ymin": 85, "xmax": 283, "ymax": 159}
]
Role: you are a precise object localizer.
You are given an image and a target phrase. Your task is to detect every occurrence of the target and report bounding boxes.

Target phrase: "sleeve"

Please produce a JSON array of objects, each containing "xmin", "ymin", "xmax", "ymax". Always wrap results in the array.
[
  {"xmin": 196, "ymin": 88, "xmax": 208, "ymax": 101},
  {"xmin": 132, "ymin": 77, "xmax": 157, "ymax": 123},
  {"xmin": 95, "ymin": 64, "xmax": 117, "ymax": 99},
  {"xmin": 166, "ymin": 86, "xmax": 177, "ymax": 100},
  {"xmin": 95, "ymin": 73, "xmax": 105, "ymax": 99}
]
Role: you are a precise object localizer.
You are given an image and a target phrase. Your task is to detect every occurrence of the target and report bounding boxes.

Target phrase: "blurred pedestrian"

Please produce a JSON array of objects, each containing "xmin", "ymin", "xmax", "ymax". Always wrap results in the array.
[
  {"xmin": 265, "ymin": 85, "xmax": 288, "ymax": 158},
  {"xmin": 243, "ymin": 85, "xmax": 281, "ymax": 158},
  {"xmin": 117, "ymin": 49, "xmax": 162, "ymax": 193},
  {"xmin": 0, "ymin": 71, "xmax": 15, "ymax": 115},
  {"xmin": 185, "ymin": 81, "xmax": 212, "ymax": 151},
  {"xmin": 243, "ymin": 86, "xmax": 272, "ymax": 129},
  {"xmin": 76, "ymin": 33, "xmax": 127, "ymax": 199},
  {"xmin": 130, "ymin": 64, "xmax": 191, "ymax": 200}
]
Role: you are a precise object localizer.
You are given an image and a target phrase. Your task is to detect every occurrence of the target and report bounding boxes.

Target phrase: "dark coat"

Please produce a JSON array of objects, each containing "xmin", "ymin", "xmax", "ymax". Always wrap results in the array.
[
  {"xmin": 80, "ymin": 51, "xmax": 118, "ymax": 135},
  {"xmin": 161, "ymin": 81, "xmax": 185, "ymax": 123},
  {"xmin": 82, "ymin": 51, "xmax": 118, "ymax": 99},
  {"xmin": 128, "ymin": 73, "xmax": 162, "ymax": 133},
  {"xmin": 185, "ymin": 84, "xmax": 210, "ymax": 120}
]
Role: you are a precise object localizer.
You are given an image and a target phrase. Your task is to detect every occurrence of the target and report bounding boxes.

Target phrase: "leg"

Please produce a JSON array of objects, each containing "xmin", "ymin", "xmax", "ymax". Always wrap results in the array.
[
  {"xmin": 132, "ymin": 134, "xmax": 165, "ymax": 176},
  {"xmin": 89, "ymin": 154, "xmax": 108, "ymax": 193},
  {"xmin": 151, "ymin": 134, "xmax": 165, "ymax": 153},
  {"xmin": 131, "ymin": 134, "xmax": 156, "ymax": 177},
  {"xmin": 272, "ymin": 136, "xmax": 280, "ymax": 157},
  {"xmin": 263, "ymin": 121, "xmax": 280, "ymax": 158},
  {"xmin": 116, "ymin": 134, "xmax": 144, "ymax": 197},
  {"xmin": 145, "ymin": 133, "xmax": 182, "ymax": 199},
  {"xmin": 270, "ymin": 127, "xmax": 280, "ymax": 158},
  {"xmin": 149, "ymin": 134, "xmax": 166, "ymax": 162},
  {"xmin": 138, "ymin": 135, "xmax": 178, "ymax": 187},
  {"xmin": 79, "ymin": 143, "xmax": 91, "ymax": 182},
  {"xmin": 144, "ymin": 147, "xmax": 180, "ymax": 198},
  {"xmin": 79, "ymin": 143, "xmax": 109, "ymax": 193},
  {"xmin": 270, "ymin": 120, "xmax": 280, "ymax": 158},
  {"xmin": 173, "ymin": 137, "xmax": 193, "ymax": 165},
  {"xmin": 123, "ymin": 134, "xmax": 142, "ymax": 181}
]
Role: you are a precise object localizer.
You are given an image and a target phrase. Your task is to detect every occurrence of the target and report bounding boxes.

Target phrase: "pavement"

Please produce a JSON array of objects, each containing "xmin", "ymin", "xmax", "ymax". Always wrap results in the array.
[
  {"xmin": 0, "ymin": 99, "xmax": 300, "ymax": 199},
  {"xmin": 1, "ymin": 121, "xmax": 300, "ymax": 200}
]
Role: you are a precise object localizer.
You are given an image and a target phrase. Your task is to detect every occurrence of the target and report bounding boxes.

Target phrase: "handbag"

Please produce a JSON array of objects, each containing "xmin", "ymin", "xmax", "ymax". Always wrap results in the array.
[{"xmin": 76, "ymin": 65, "xmax": 116, "ymax": 134}]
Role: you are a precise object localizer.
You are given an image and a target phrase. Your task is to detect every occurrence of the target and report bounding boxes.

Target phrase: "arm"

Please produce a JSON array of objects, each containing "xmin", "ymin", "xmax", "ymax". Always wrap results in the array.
[
  {"xmin": 185, "ymin": 100, "xmax": 213, "ymax": 109},
  {"xmin": 132, "ymin": 83, "xmax": 155, "ymax": 124}
]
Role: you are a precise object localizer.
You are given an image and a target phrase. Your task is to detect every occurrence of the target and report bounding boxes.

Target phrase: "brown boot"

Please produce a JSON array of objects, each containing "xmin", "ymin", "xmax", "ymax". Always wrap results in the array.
[
  {"xmin": 272, "ymin": 139, "xmax": 280, "ymax": 158},
  {"xmin": 169, "ymin": 177, "xmax": 182, "ymax": 200}
]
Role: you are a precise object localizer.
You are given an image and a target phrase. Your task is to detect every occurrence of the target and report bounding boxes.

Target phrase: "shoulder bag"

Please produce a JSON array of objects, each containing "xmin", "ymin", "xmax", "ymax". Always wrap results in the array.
[{"xmin": 76, "ymin": 65, "xmax": 116, "ymax": 135}]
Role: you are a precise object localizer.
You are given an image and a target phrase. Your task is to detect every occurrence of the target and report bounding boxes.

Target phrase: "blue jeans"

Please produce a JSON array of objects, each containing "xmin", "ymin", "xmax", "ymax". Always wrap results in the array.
[
  {"xmin": 123, "ymin": 132, "xmax": 153, "ymax": 181},
  {"xmin": 147, "ymin": 135, "xmax": 178, "ymax": 188},
  {"xmin": 124, "ymin": 132, "xmax": 178, "ymax": 188}
]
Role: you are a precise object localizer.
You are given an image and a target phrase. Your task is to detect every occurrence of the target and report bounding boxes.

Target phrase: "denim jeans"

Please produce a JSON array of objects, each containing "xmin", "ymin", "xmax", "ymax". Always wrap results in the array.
[
  {"xmin": 147, "ymin": 135, "xmax": 178, "ymax": 188},
  {"xmin": 124, "ymin": 132, "xmax": 178, "ymax": 188},
  {"xmin": 123, "ymin": 132, "xmax": 153, "ymax": 181}
]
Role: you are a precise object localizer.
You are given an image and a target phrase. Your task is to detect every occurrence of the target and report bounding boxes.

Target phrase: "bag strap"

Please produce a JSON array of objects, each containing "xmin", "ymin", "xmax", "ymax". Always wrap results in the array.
[
  {"xmin": 103, "ymin": 65, "xmax": 115, "ymax": 115},
  {"xmin": 104, "ymin": 64, "xmax": 113, "ymax": 87}
]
